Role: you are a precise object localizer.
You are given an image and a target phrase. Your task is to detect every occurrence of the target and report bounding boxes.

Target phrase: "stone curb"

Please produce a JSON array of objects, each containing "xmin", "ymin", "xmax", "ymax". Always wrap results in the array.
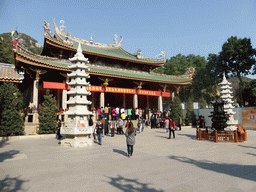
[{"xmin": 0, "ymin": 134, "xmax": 56, "ymax": 141}]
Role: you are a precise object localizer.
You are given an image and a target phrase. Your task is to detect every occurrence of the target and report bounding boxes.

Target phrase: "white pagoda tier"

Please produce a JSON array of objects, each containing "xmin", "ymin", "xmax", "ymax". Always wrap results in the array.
[
  {"xmin": 218, "ymin": 73, "xmax": 238, "ymax": 131},
  {"xmin": 61, "ymin": 42, "xmax": 93, "ymax": 147}
]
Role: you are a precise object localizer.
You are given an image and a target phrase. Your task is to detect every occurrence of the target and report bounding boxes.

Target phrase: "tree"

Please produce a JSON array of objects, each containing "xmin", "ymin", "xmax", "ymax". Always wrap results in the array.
[
  {"xmin": 169, "ymin": 96, "xmax": 183, "ymax": 124},
  {"xmin": 216, "ymin": 36, "xmax": 256, "ymax": 105},
  {"xmin": 185, "ymin": 97, "xmax": 197, "ymax": 126},
  {"xmin": 243, "ymin": 79, "xmax": 256, "ymax": 106},
  {"xmin": 219, "ymin": 36, "xmax": 256, "ymax": 82},
  {"xmin": 38, "ymin": 90, "xmax": 58, "ymax": 134},
  {"xmin": 199, "ymin": 96, "xmax": 207, "ymax": 108},
  {"xmin": 0, "ymin": 82, "xmax": 24, "ymax": 136}
]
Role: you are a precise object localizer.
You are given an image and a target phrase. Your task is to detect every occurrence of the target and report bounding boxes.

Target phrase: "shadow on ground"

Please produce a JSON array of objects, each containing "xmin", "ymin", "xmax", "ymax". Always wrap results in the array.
[
  {"xmin": 113, "ymin": 149, "xmax": 127, "ymax": 157},
  {"xmin": 155, "ymin": 135, "xmax": 169, "ymax": 139},
  {"xmin": 0, "ymin": 175, "xmax": 28, "ymax": 192},
  {"xmin": 238, "ymin": 145, "xmax": 256, "ymax": 150},
  {"xmin": 178, "ymin": 134, "xmax": 197, "ymax": 140},
  {"xmin": 0, "ymin": 137, "xmax": 10, "ymax": 148},
  {"xmin": 105, "ymin": 174, "xmax": 164, "ymax": 192},
  {"xmin": 0, "ymin": 150, "xmax": 20, "ymax": 163},
  {"xmin": 169, "ymin": 155, "xmax": 256, "ymax": 182}
]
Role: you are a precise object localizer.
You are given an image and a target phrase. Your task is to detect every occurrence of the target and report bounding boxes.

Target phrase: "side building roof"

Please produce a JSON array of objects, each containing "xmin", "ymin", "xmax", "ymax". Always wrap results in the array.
[{"xmin": 0, "ymin": 63, "xmax": 23, "ymax": 83}]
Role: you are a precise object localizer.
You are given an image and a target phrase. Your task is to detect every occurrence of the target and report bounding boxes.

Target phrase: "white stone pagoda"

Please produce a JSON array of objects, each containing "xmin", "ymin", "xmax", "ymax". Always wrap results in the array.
[
  {"xmin": 218, "ymin": 73, "xmax": 238, "ymax": 131},
  {"xmin": 60, "ymin": 42, "xmax": 93, "ymax": 147}
]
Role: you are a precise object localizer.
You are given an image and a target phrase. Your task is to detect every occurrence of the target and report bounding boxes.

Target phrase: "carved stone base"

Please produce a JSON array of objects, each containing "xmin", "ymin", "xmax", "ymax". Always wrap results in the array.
[
  {"xmin": 61, "ymin": 134, "xmax": 93, "ymax": 148},
  {"xmin": 224, "ymin": 120, "xmax": 238, "ymax": 131}
]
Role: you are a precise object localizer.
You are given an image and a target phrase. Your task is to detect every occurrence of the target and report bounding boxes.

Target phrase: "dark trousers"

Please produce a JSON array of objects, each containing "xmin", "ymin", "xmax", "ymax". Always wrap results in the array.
[
  {"xmin": 111, "ymin": 128, "xmax": 115, "ymax": 137},
  {"xmin": 179, "ymin": 124, "xmax": 181, "ymax": 130},
  {"xmin": 127, "ymin": 145, "xmax": 134, "ymax": 155},
  {"xmin": 169, "ymin": 129, "xmax": 175, "ymax": 139},
  {"xmin": 117, "ymin": 127, "xmax": 124, "ymax": 134},
  {"xmin": 57, "ymin": 127, "xmax": 61, "ymax": 139},
  {"xmin": 105, "ymin": 119, "xmax": 109, "ymax": 135}
]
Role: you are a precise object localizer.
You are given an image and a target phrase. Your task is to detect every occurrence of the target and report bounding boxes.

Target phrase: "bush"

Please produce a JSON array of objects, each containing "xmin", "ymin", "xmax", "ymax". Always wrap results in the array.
[
  {"xmin": 169, "ymin": 96, "xmax": 183, "ymax": 124},
  {"xmin": 38, "ymin": 90, "xmax": 58, "ymax": 134},
  {"xmin": 185, "ymin": 97, "xmax": 197, "ymax": 125},
  {"xmin": 0, "ymin": 82, "xmax": 24, "ymax": 136}
]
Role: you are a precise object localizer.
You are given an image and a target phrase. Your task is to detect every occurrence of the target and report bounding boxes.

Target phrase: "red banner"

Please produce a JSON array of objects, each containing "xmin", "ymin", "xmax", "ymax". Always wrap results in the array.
[
  {"xmin": 43, "ymin": 83, "xmax": 170, "ymax": 97},
  {"xmin": 137, "ymin": 89, "xmax": 162, "ymax": 96},
  {"xmin": 105, "ymin": 87, "xmax": 136, "ymax": 94},
  {"xmin": 43, "ymin": 82, "xmax": 70, "ymax": 90},
  {"xmin": 162, "ymin": 92, "xmax": 170, "ymax": 97},
  {"xmin": 87, "ymin": 86, "xmax": 104, "ymax": 92}
]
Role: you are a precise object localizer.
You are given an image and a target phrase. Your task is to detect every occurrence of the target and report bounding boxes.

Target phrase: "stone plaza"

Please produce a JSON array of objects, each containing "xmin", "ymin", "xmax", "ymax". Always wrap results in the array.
[{"xmin": 1, "ymin": 127, "xmax": 256, "ymax": 192}]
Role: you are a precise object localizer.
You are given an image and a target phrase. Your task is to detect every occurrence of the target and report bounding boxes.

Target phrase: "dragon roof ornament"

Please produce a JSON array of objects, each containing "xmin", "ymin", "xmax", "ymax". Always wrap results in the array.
[{"xmin": 53, "ymin": 18, "xmax": 123, "ymax": 48}]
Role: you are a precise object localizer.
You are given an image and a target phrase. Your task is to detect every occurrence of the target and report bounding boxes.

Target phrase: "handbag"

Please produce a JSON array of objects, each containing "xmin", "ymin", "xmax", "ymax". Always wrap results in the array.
[{"xmin": 137, "ymin": 123, "xmax": 141, "ymax": 127}]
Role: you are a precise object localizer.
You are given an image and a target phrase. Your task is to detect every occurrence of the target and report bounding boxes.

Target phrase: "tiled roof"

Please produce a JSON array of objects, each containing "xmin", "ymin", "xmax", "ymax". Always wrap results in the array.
[
  {"xmin": 14, "ymin": 48, "xmax": 191, "ymax": 84},
  {"xmin": 88, "ymin": 65, "xmax": 191, "ymax": 84},
  {"xmin": 14, "ymin": 48, "xmax": 70, "ymax": 70},
  {"xmin": 0, "ymin": 65, "xmax": 23, "ymax": 82},
  {"xmin": 50, "ymin": 34, "xmax": 165, "ymax": 65}
]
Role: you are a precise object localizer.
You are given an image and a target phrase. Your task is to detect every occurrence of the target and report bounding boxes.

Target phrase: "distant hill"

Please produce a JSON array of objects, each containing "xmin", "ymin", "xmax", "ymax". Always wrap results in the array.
[{"xmin": 0, "ymin": 33, "xmax": 43, "ymax": 64}]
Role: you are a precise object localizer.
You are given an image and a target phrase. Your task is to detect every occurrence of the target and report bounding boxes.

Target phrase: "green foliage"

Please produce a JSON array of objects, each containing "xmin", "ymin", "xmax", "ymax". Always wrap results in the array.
[
  {"xmin": 185, "ymin": 97, "xmax": 197, "ymax": 126},
  {"xmin": 209, "ymin": 36, "xmax": 256, "ymax": 106},
  {"xmin": 199, "ymin": 96, "xmax": 207, "ymax": 108},
  {"xmin": 0, "ymin": 33, "xmax": 15, "ymax": 64},
  {"xmin": 0, "ymin": 82, "xmax": 24, "ymax": 136},
  {"xmin": 0, "ymin": 32, "xmax": 42, "ymax": 64},
  {"xmin": 219, "ymin": 36, "xmax": 256, "ymax": 79},
  {"xmin": 169, "ymin": 96, "xmax": 183, "ymax": 124},
  {"xmin": 154, "ymin": 54, "xmax": 207, "ymax": 76},
  {"xmin": 38, "ymin": 90, "xmax": 58, "ymax": 134},
  {"xmin": 243, "ymin": 79, "xmax": 256, "ymax": 106}
]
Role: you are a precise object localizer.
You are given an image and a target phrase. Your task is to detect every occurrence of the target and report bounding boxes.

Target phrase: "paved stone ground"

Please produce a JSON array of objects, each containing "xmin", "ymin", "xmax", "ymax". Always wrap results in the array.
[{"xmin": 1, "ymin": 127, "xmax": 256, "ymax": 192}]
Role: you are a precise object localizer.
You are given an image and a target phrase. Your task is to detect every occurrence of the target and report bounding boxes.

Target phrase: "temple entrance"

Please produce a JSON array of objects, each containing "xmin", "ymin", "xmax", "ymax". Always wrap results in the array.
[
  {"xmin": 105, "ymin": 93, "xmax": 123, "ymax": 108},
  {"xmin": 138, "ymin": 95, "xmax": 147, "ymax": 109},
  {"xmin": 126, "ymin": 94, "xmax": 133, "ymax": 109}
]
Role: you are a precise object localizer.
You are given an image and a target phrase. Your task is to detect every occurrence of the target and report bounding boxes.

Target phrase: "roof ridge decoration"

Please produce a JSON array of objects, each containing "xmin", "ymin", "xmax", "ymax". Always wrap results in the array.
[
  {"xmin": 11, "ymin": 29, "xmax": 71, "ymax": 65},
  {"xmin": 53, "ymin": 18, "xmax": 123, "ymax": 48},
  {"xmin": 51, "ymin": 19, "xmax": 166, "ymax": 62}
]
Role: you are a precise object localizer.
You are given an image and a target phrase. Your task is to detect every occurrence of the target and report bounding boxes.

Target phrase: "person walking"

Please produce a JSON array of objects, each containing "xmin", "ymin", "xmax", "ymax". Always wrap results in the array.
[
  {"xmin": 125, "ymin": 121, "xmax": 136, "ymax": 158},
  {"xmin": 202, "ymin": 116, "xmax": 206, "ymax": 128},
  {"xmin": 97, "ymin": 108, "xmax": 101, "ymax": 119},
  {"xmin": 117, "ymin": 117, "xmax": 124, "ymax": 134},
  {"xmin": 89, "ymin": 115, "xmax": 96, "ymax": 140},
  {"xmin": 125, "ymin": 118, "xmax": 133, "ymax": 128},
  {"xmin": 56, "ymin": 119, "xmax": 62, "ymax": 140},
  {"xmin": 164, "ymin": 117, "xmax": 169, "ymax": 133},
  {"xmin": 127, "ymin": 108, "xmax": 132, "ymax": 120},
  {"xmin": 178, "ymin": 115, "xmax": 182, "ymax": 131},
  {"xmin": 95, "ymin": 119, "xmax": 104, "ymax": 145},
  {"xmin": 109, "ymin": 120, "xmax": 116, "ymax": 137},
  {"xmin": 116, "ymin": 106, "xmax": 120, "ymax": 119},
  {"xmin": 169, "ymin": 118, "xmax": 176, "ymax": 139},
  {"xmin": 104, "ymin": 106, "xmax": 109, "ymax": 120},
  {"xmin": 121, "ymin": 112, "xmax": 126, "ymax": 121},
  {"xmin": 112, "ymin": 108, "xmax": 117, "ymax": 120}
]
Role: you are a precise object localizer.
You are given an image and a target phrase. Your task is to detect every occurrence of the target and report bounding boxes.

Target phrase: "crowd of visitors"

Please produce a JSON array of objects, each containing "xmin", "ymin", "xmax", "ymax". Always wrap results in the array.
[{"xmin": 56, "ymin": 104, "xmax": 184, "ymax": 158}]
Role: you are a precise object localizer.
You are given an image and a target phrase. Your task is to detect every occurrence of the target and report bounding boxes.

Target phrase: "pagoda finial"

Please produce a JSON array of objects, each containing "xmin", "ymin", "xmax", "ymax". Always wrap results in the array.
[
  {"xmin": 90, "ymin": 34, "xmax": 93, "ymax": 43},
  {"xmin": 69, "ymin": 42, "xmax": 88, "ymax": 62},
  {"xmin": 223, "ymin": 72, "xmax": 226, "ymax": 81},
  {"xmin": 77, "ymin": 41, "xmax": 82, "ymax": 54}
]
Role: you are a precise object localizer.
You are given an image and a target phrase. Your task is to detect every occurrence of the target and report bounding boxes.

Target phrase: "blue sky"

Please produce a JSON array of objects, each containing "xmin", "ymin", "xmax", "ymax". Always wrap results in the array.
[{"xmin": 1, "ymin": 0, "xmax": 255, "ymax": 78}]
